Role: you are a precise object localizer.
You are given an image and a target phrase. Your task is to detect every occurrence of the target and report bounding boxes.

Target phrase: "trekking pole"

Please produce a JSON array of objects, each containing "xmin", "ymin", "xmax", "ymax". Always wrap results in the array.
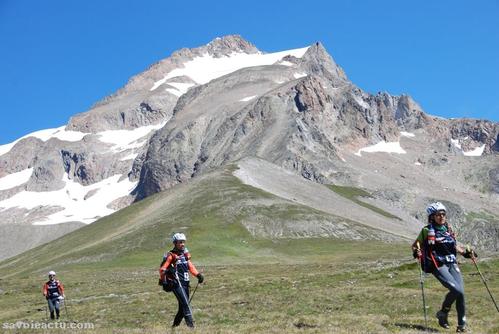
[
  {"xmin": 416, "ymin": 242, "xmax": 429, "ymax": 331},
  {"xmin": 45, "ymin": 304, "xmax": 48, "ymax": 320},
  {"xmin": 471, "ymin": 255, "xmax": 499, "ymax": 313},
  {"xmin": 64, "ymin": 298, "xmax": 70, "ymax": 318},
  {"xmin": 189, "ymin": 282, "xmax": 199, "ymax": 304},
  {"xmin": 175, "ymin": 271, "xmax": 193, "ymax": 315}
]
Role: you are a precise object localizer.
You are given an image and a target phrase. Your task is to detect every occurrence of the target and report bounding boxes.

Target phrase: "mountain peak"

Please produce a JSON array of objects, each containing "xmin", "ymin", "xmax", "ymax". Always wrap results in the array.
[
  {"xmin": 205, "ymin": 35, "xmax": 260, "ymax": 55},
  {"xmin": 299, "ymin": 41, "xmax": 348, "ymax": 82}
]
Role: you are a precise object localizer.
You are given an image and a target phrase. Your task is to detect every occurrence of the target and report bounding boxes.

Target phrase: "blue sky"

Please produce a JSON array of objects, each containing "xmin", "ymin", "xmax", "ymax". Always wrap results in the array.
[{"xmin": 1, "ymin": 0, "xmax": 498, "ymax": 145}]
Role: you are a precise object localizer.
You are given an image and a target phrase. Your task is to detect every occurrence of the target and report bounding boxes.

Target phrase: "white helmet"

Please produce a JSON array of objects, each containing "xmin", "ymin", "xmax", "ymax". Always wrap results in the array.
[
  {"xmin": 426, "ymin": 202, "xmax": 446, "ymax": 216},
  {"xmin": 48, "ymin": 270, "xmax": 56, "ymax": 276},
  {"xmin": 172, "ymin": 233, "xmax": 186, "ymax": 243}
]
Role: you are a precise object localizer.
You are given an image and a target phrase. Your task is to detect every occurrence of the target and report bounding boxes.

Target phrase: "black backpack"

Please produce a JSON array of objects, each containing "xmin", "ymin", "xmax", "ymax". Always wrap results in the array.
[{"xmin": 158, "ymin": 252, "xmax": 177, "ymax": 292}]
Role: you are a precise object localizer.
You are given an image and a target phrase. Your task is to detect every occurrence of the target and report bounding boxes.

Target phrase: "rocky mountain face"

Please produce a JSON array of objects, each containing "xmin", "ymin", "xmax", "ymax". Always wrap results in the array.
[
  {"xmin": 66, "ymin": 37, "xmax": 260, "ymax": 133},
  {"xmin": 1, "ymin": 35, "xmax": 498, "ymax": 260},
  {"xmin": 134, "ymin": 41, "xmax": 499, "ymax": 195}
]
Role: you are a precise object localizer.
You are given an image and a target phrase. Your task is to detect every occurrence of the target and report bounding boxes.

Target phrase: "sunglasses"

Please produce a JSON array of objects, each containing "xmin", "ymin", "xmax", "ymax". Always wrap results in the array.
[{"xmin": 435, "ymin": 212, "xmax": 446, "ymax": 217}]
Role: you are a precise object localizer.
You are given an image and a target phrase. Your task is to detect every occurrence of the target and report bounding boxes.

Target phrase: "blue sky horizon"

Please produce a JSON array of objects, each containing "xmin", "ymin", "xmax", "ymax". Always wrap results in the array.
[{"xmin": 1, "ymin": 0, "xmax": 498, "ymax": 145}]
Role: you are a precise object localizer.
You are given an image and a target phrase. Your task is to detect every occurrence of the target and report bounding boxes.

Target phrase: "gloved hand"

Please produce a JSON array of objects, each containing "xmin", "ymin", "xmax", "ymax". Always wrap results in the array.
[
  {"xmin": 412, "ymin": 248, "xmax": 422, "ymax": 259},
  {"xmin": 197, "ymin": 273, "xmax": 204, "ymax": 284},
  {"xmin": 463, "ymin": 246, "xmax": 477, "ymax": 259}
]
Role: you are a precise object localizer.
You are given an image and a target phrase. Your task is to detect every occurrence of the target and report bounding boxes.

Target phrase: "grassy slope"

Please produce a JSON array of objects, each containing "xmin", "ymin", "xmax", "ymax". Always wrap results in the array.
[
  {"xmin": 0, "ymin": 167, "xmax": 392, "ymax": 277},
  {"xmin": 0, "ymin": 167, "xmax": 497, "ymax": 333}
]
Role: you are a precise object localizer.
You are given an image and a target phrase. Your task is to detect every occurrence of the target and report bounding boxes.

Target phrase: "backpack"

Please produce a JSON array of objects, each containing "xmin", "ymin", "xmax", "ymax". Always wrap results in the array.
[
  {"xmin": 161, "ymin": 278, "xmax": 175, "ymax": 292},
  {"xmin": 158, "ymin": 252, "xmax": 178, "ymax": 292},
  {"xmin": 420, "ymin": 249, "xmax": 437, "ymax": 273}
]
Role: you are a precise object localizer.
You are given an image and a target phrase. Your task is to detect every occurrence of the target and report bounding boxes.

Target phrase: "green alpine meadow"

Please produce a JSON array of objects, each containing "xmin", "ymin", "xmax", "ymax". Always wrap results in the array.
[{"xmin": 1, "ymin": 168, "xmax": 497, "ymax": 333}]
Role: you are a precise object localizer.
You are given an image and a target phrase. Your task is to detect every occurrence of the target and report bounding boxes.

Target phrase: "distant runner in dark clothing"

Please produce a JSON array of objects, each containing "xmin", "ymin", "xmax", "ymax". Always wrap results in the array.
[
  {"xmin": 42, "ymin": 270, "xmax": 65, "ymax": 320},
  {"xmin": 159, "ymin": 233, "xmax": 204, "ymax": 328}
]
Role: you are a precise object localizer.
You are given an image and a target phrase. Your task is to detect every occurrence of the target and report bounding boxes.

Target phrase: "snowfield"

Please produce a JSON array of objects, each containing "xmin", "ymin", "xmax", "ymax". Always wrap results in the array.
[{"xmin": 150, "ymin": 46, "xmax": 310, "ymax": 91}]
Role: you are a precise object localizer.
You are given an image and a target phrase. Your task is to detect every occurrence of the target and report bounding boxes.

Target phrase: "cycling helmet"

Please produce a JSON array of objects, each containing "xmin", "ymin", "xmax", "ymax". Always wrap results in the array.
[
  {"xmin": 426, "ymin": 202, "xmax": 446, "ymax": 216},
  {"xmin": 172, "ymin": 233, "xmax": 186, "ymax": 242}
]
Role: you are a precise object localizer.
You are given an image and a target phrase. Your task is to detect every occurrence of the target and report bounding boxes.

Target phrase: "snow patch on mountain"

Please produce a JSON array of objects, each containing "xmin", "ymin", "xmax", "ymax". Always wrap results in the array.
[
  {"xmin": 165, "ymin": 82, "xmax": 195, "ymax": 96},
  {"xmin": 277, "ymin": 60, "xmax": 295, "ymax": 66},
  {"xmin": 120, "ymin": 153, "xmax": 139, "ymax": 161},
  {"xmin": 239, "ymin": 95, "xmax": 257, "ymax": 102},
  {"xmin": 400, "ymin": 131, "xmax": 415, "ymax": 137},
  {"xmin": 463, "ymin": 145, "xmax": 485, "ymax": 156},
  {"xmin": 355, "ymin": 141, "xmax": 406, "ymax": 156},
  {"xmin": 0, "ymin": 126, "xmax": 88, "ymax": 157},
  {"xmin": 150, "ymin": 46, "xmax": 310, "ymax": 91},
  {"xmin": 451, "ymin": 138, "xmax": 462, "ymax": 150},
  {"xmin": 165, "ymin": 89, "xmax": 183, "ymax": 97},
  {"xmin": 0, "ymin": 173, "xmax": 137, "ymax": 225},
  {"xmin": 293, "ymin": 72, "xmax": 307, "ymax": 79},
  {"xmin": 451, "ymin": 139, "xmax": 485, "ymax": 156},
  {"xmin": 97, "ymin": 122, "xmax": 167, "ymax": 152},
  {"xmin": 0, "ymin": 168, "xmax": 33, "ymax": 190}
]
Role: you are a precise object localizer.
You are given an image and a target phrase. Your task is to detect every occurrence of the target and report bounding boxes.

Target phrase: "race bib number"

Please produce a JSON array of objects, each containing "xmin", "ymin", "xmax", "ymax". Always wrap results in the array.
[{"xmin": 445, "ymin": 255, "xmax": 456, "ymax": 263}]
